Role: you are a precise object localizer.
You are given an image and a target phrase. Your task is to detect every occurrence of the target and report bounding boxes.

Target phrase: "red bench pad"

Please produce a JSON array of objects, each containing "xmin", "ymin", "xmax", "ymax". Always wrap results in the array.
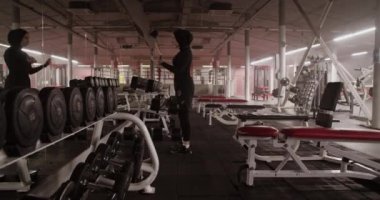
[
  {"xmin": 237, "ymin": 126, "xmax": 279, "ymax": 138},
  {"xmin": 198, "ymin": 98, "xmax": 247, "ymax": 103},
  {"xmin": 197, "ymin": 95, "xmax": 225, "ymax": 99},
  {"xmin": 281, "ymin": 128, "xmax": 380, "ymax": 141}
]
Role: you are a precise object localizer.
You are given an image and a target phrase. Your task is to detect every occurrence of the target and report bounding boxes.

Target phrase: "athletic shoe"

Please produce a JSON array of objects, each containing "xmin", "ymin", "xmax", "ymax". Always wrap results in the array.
[{"xmin": 169, "ymin": 144, "xmax": 192, "ymax": 154}]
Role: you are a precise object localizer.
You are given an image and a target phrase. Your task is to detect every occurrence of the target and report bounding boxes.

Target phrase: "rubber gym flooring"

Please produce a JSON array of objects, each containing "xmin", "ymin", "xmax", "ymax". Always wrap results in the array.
[{"xmin": 1, "ymin": 111, "xmax": 380, "ymax": 199}]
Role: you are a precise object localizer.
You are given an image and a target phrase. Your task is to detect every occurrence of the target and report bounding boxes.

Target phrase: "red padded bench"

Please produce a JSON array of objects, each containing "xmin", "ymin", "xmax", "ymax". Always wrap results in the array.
[{"xmin": 281, "ymin": 128, "xmax": 380, "ymax": 141}]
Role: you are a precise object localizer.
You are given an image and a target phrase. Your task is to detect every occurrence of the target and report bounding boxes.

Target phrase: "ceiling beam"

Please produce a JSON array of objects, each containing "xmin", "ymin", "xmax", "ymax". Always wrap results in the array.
[
  {"xmin": 13, "ymin": 0, "xmax": 114, "ymax": 54},
  {"xmin": 211, "ymin": 0, "xmax": 273, "ymax": 54},
  {"xmin": 113, "ymin": 0, "xmax": 155, "ymax": 50}
]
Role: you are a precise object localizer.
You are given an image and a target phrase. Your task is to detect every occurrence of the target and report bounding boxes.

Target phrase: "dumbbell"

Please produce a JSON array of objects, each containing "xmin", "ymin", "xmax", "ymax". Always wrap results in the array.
[{"xmin": 60, "ymin": 161, "xmax": 133, "ymax": 200}]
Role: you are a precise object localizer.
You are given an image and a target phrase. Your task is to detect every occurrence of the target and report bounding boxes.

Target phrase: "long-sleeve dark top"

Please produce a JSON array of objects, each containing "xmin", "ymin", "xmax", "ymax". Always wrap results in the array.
[
  {"xmin": 161, "ymin": 46, "xmax": 193, "ymax": 92},
  {"xmin": 4, "ymin": 46, "xmax": 44, "ymax": 88}
]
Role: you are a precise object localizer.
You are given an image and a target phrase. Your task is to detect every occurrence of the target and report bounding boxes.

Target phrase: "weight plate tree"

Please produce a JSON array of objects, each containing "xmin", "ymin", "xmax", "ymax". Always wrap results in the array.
[
  {"xmin": 80, "ymin": 87, "xmax": 96, "ymax": 123},
  {"xmin": 39, "ymin": 87, "xmax": 67, "ymax": 142},
  {"xmin": 95, "ymin": 87, "xmax": 105, "ymax": 118},
  {"xmin": 4, "ymin": 88, "xmax": 43, "ymax": 156},
  {"xmin": 62, "ymin": 87, "xmax": 84, "ymax": 132}
]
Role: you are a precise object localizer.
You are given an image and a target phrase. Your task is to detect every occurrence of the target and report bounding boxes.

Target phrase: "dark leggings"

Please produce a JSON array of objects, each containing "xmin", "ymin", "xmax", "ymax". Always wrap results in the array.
[{"xmin": 176, "ymin": 82, "xmax": 194, "ymax": 141}]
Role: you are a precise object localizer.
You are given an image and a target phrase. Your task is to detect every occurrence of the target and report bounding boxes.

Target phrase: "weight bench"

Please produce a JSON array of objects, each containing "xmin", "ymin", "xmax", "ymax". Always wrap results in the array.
[
  {"xmin": 211, "ymin": 105, "xmax": 266, "ymax": 126},
  {"xmin": 198, "ymin": 98, "xmax": 249, "ymax": 124},
  {"xmin": 233, "ymin": 82, "xmax": 371, "ymax": 186},
  {"xmin": 235, "ymin": 126, "xmax": 380, "ymax": 186},
  {"xmin": 195, "ymin": 95, "xmax": 226, "ymax": 113}
]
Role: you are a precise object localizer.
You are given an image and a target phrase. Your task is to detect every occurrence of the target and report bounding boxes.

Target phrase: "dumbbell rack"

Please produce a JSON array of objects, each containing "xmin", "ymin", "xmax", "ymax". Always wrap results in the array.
[{"xmin": 0, "ymin": 112, "xmax": 159, "ymax": 197}]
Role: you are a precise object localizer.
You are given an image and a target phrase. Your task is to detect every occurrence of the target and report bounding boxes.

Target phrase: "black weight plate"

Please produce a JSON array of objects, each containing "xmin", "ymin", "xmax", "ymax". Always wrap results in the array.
[
  {"xmin": 84, "ymin": 76, "xmax": 95, "ymax": 87},
  {"xmin": 113, "ymin": 88, "xmax": 118, "ymax": 111},
  {"xmin": 95, "ymin": 87, "xmax": 105, "ymax": 118},
  {"xmin": 0, "ymin": 89, "xmax": 6, "ymax": 149},
  {"xmin": 62, "ymin": 87, "xmax": 83, "ymax": 131},
  {"xmin": 104, "ymin": 87, "xmax": 114, "ymax": 114},
  {"xmin": 80, "ymin": 87, "xmax": 96, "ymax": 123},
  {"xmin": 113, "ymin": 160, "xmax": 134, "ymax": 200},
  {"xmin": 56, "ymin": 181, "xmax": 76, "ymax": 200},
  {"xmin": 4, "ymin": 88, "xmax": 43, "ymax": 149},
  {"xmin": 94, "ymin": 77, "xmax": 100, "ymax": 87},
  {"xmin": 70, "ymin": 162, "xmax": 90, "ymax": 183},
  {"xmin": 39, "ymin": 87, "xmax": 67, "ymax": 142}
]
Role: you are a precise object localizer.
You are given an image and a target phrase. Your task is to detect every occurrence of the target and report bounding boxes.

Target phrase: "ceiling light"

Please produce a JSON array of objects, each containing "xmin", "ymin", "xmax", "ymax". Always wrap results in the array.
[
  {"xmin": 0, "ymin": 43, "xmax": 10, "ymax": 48},
  {"xmin": 22, "ymin": 48, "xmax": 42, "ymax": 55},
  {"xmin": 333, "ymin": 27, "xmax": 376, "ymax": 42},
  {"xmin": 285, "ymin": 44, "xmax": 320, "ymax": 56},
  {"xmin": 351, "ymin": 51, "xmax": 368, "ymax": 56},
  {"xmin": 51, "ymin": 54, "xmax": 79, "ymax": 64},
  {"xmin": 251, "ymin": 56, "xmax": 273, "ymax": 65}
]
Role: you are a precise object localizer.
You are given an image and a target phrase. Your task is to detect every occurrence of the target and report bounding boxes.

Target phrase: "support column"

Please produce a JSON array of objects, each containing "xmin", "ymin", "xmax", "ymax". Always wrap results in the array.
[
  {"xmin": 244, "ymin": 29, "xmax": 251, "ymax": 101},
  {"xmin": 226, "ymin": 41, "xmax": 232, "ymax": 97},
  {"xmin": 93, "ymin": 32, "xmax": 98, "ymax": 76},
  {"xmin": 150, "ymin": 48, "xmax": 154, "ymax": 79},
  {"xmin": 66, "ymin": 14, "xmax": 73, "ymax": 86},
  {"xmin": 212, "ymin": 56, "xmax": 220, "ymax": 95},
  {"xmin": 372, "ymin": 1, "xmax": 380, "ymax": 128},
  {"xmin": 12, "ymin": 0, "xmax": 20, "ymax": 29},
  {"xmin": 278, "ymin": 0, "xmax": 286, "ymax": 104}
]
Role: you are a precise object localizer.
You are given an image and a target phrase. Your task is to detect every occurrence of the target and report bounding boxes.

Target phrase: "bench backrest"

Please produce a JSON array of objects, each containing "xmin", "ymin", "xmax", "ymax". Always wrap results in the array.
[{"xmin": 316, "ymin": 82, "xmax": 343, "ymax": 128}]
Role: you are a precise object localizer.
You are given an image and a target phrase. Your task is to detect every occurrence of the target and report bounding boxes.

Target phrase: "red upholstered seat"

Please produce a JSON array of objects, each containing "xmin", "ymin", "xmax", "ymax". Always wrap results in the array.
[
  {"xmin": 281, "ymin": 128, "xmax": 380, "ymax": 141},
  {"xmin": 237, "ymin": 126, "xmax": 279, "ymax": 138},
  {"xmin": 214, "ymin": 99, "xmax": 247, "ymax": 103},
  {"xmin": 198, "ymin": 98, "xmax": 213, "ymax": 102},
  {"xmin": 198, "ymin": 95, "xmax": 225, "ymax": 99}
]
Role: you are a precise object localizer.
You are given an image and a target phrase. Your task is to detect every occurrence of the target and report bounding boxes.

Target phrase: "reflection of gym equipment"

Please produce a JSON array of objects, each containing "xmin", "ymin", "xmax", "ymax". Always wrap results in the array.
[{"xmin": 252, "ymin": 65, "xmax": 270, "ymax": 101}]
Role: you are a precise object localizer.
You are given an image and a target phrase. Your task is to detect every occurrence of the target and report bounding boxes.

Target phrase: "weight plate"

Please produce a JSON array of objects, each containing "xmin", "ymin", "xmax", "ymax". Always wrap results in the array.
[
  {"xmin": 62, "ymin": 87, "xmax": 84, "ymax": 131},
  {"xmin": 84, "ymin": 76, "xmax": 95, "ymax": 87},
  {"xmin": 104, "ymin": 87, "xmax": 114, "ymax": 114},
  {"xmin": 39, "ymin": 87, "xmax": 67, "ymax": 142},
  {"xmin": 113, "ymin": 88, "xmax": 118, "ymax": 111},
  {"xmin": 5, "ymin": 88, "xmax": 43, "ymax": 149},
  {"xmin": 95, "ymin": 87, "xmax": 105, "ymax": 118},
  {"xmin": 80, "ymin": 87, "xmax": 96, "ymax": 123},
  {"xmin": 94, "ymin": 77, "xmax": 100, "ymax": 87}
]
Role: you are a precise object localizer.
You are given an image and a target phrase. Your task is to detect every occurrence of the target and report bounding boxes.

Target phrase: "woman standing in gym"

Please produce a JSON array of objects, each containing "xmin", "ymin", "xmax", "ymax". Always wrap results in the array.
[
  {"xmin": 160, "ymin": 29, "xmax": 194, "ymax": 154},
  {"xmin": 4, "ymin": 28, "xmax": 51, "ymax": 89}
]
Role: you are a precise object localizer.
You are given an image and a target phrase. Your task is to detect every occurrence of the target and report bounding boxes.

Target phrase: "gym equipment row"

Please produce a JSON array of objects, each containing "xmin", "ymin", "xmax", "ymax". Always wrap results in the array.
[
  {"xmin": 0, "ymin": 81, "xmax": 125, "ymax": 192},
  {"xmin": 233, "ymin": 82, "xmax": 380, "ymax": 186},
  {"xmin": 71, "ymin": 76, "xmax": 120, "ymax": 88},
  {"xmin": 117, "ymin": 76, "xmax": 162, "ymax": 112},
  {"xmin": 23, "ymin": 113, "xmax": 159, "ymax": 198},
  {"xmin": 0, "ymin": 84, "xmax": 117, "ymax": 157},
  {"xmin": 55, "ymin": 131, "xmax": 144, "ymax": 199}
]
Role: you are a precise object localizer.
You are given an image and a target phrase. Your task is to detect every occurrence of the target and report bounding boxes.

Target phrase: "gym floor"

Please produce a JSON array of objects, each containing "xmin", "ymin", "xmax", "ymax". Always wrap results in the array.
[{"xmin": 1, "ymin": 110, "xmax": 380, "ymax": 200}]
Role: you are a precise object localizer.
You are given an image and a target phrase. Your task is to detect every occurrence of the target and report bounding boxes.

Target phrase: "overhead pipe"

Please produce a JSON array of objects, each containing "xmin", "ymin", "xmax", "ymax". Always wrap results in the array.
[{"xmin": 12, "ymin": 0, "xmax": 20, "ymax": 29}]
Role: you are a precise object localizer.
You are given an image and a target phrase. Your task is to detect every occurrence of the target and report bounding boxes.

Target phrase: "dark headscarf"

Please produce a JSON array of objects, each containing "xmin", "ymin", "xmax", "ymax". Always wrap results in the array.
[
  {"xmin": 174, "ymin": 29, "xmax": 193, "ymax": 48},
  {"xmin": 7, "ymin": 28, "xmax": 28, "ymax": 47}
]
